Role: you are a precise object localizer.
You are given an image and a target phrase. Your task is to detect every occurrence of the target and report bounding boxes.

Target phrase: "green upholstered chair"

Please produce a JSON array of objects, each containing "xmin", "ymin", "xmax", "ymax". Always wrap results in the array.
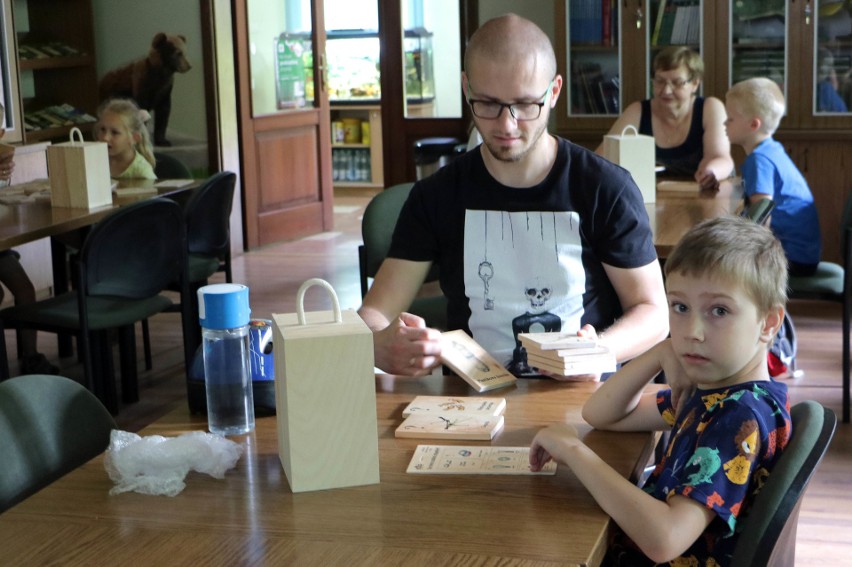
[
  {"xmin": 0, "ymin": 198, "xmax": 191, "ymax": 414},
  {"xmin": 153, "ymin": 152, "xmax": 192, "ymax": 180},
  {"xmin": 0, "ymin": 374, "xmax": 115, "ymax": 513},
  {"xmin": 742, "ymin": 197, "xmax": 776, "ymax": 226},
  {"xmin": 730, "ymin": 400, "xmax": 836, "ymax": 567},
  {"xmin": 358, "ymin": 182, "xmax": 447, "ymax": 330},
  {"xmin": 787, "ymin": 192, "xmax": 852, "ymax": 423}
]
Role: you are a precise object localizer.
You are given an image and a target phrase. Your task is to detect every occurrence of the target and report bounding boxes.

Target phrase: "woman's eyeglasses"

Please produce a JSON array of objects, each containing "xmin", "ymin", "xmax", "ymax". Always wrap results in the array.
[{"xmin": 652, "ymin": 77, "xmax": 693, "ymax": 90}]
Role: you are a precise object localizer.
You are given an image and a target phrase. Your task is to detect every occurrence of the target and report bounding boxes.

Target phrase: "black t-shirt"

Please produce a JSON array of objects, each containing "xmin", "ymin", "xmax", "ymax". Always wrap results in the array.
[
  {"xmin": 639, "ymin": 96, "xmax": 705, "ymax": 177},
  {"xmin": 388, "ymin": 137, "xmax": 656, "ymax": 374}
]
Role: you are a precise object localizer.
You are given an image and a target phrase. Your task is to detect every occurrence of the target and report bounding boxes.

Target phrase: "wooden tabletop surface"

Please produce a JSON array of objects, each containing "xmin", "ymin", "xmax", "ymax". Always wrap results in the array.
[
  {"xmin": 649, "ymin": 177, "xmax": 744, "ymax": 258},
  {"xmin": 0, "ymin": 375, "xmax": 662, "ymax": 566},
  {"xmin": 0, "ymin": 178, "xmax": 197, "ymax": 250}
]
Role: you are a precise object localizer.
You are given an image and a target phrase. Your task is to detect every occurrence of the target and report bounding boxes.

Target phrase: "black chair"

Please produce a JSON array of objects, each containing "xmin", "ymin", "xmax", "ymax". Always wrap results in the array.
[
  {"xmin": 0, "ymin": 374, "xmax": 116, "ymax": 513},
  {"xmin": 787, "ymin": 191, "xmax": 852, "ymax": 423},
  {"xmin": 154, "ymin": 152, "xmax": 192, "ymax": 179},
  {"xmin": 358, "ymin": 182, "xmax": 447, "ymax": 330},
  {"xmin": 141, "ymin": 171, "xmax": 236, "ymax": 371},
  {"xmin": 0, "ymin": 198, "xmax": 191, "ymax": 414},
  {"xmin": 730, "ymin": 400, "xmax": 836, "ymax": 567}
]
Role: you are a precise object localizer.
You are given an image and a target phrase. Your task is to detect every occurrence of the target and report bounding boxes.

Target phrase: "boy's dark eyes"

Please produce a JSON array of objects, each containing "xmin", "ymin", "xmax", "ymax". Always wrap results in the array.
[
  {"xmin": 711, "ymin": 306, "xmax": 729, "ymax": 317},
  {"xmin": 670, "ymin": 302, "xmax": 688, "ymax": 313}
]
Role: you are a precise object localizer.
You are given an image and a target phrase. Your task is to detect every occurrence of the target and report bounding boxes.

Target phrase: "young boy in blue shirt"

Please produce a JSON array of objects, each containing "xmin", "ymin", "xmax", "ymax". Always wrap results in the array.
[
  {"xmin": 725, "ymin": 77, "xmax": 822, "ymax": 276},
  {"xmin": 530, "ymin": 216, "xmax": 792, "ymax": 565}
]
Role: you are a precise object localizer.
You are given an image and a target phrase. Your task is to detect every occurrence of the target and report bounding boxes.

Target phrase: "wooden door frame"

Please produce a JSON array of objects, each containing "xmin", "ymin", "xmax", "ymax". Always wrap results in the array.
[
  {"xmin": 233, "ymin": 0, "xmax": 333, "ymax": 248},
  {"xmin": 379, "ymin": 0, "xmax": 476, "ymax": 187}
]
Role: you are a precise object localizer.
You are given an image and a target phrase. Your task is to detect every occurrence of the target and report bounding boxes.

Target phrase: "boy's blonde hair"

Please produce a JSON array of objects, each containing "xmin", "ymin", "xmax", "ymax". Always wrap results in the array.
[
  {"xmin": 726, "ymin": 78, "xmax": 786, "ymax": 135},
  {"xmin": 664, "ymin": 216, "xmax": 788, "ymax": 314},
  {"xmin": 652, "ymin": 46, "xmax": 704, "ymax": 81},
  {"xmin": 96, "ymin": 98, "xmax": 155, "ymax": 167}
]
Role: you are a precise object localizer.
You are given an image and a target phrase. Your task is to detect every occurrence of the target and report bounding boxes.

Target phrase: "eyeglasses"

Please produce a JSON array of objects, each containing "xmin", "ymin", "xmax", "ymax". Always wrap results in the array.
[
  {"xmin": 652, "ymin": 77, "xmax": 693, "ymax": 90},
  {"xmin": 467, "ymin": 80, "xmax": 554, "ymax": 121}
]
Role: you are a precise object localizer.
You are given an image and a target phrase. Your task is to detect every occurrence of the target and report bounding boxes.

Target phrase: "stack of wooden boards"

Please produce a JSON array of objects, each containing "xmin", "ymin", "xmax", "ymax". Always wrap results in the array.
[
  {"xmin": 519, "ymin": 332, "xmax": 616, "ymax": 376},
  {"xmin": 395, "ymin": 395, "xmax": 506, "ymax": 440}
]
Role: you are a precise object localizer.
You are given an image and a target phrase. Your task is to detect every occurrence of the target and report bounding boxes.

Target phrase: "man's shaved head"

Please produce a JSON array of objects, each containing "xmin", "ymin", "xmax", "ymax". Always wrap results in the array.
[{"xmin": 464, "ymin": 14, "xmax": 556, "ymax": 83}]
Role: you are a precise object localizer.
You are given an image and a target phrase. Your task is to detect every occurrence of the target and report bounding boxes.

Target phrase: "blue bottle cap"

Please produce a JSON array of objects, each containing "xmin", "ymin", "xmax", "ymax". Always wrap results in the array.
[{"xmin": 198, "ymin": 283, "xmax": 251, "ymax": 329}]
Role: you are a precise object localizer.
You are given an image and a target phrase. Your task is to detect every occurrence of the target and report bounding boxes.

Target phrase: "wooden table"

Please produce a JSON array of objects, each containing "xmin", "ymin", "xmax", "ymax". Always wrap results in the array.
[
  {"xmin": 649, "ymin": 178, "xmax": 744, "ymax": 258},
  {"xmin": 0, "ymin": 375, "xmax": 661, "ymax": 566},
  {"xmin": 0, "ymin": 178, "xmax": 197, "ymax": 250}
]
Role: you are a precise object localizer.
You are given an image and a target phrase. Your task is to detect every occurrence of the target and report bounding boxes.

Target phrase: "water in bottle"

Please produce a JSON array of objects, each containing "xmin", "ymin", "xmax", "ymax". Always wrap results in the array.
[{"xmin": 198, "ymin": 283, "xmax": 255, "ymax": 435}]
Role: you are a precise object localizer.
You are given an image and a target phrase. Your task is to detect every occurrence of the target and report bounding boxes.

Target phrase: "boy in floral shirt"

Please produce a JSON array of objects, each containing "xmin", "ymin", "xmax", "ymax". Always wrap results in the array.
[{"xmin": 530, "ymin": 216, "xmax": 792, "ymax": 565}]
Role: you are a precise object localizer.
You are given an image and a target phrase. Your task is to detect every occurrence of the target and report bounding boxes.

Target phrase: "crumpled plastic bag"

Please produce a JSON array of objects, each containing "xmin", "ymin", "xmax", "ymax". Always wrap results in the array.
[{"xmin": 104, "ymin": 429, "xmax": 244, "ymax": 496}]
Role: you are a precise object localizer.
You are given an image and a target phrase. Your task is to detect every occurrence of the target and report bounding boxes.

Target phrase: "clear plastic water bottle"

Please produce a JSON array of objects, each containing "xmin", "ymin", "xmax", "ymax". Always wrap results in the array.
[{"xmin": 198, "ymin": 283, "xmax": 255, "ymax": 435}]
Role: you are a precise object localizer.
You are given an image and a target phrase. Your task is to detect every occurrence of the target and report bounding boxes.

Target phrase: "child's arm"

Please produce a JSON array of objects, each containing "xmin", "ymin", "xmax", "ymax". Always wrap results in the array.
[
  {"xmin": 530, "ymin": 425, "xmax": 715, "ymax": 562},
  {"xmin": 582, "ymin": 340, "xmax": 686, "ymax": 431}
]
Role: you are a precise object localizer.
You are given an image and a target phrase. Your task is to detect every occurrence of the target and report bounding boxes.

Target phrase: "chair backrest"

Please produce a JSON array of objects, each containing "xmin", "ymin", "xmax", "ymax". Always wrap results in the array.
[
  {"xmin": 359, "ymin": 182, "xmax": 439, "ymax": 296},
  {"xmin": 0, "ymin": 374, "xmax": 116, "ymax": 512},
  {"xmin": 730, "ymin": 400, "xmax": 836, "ymax": 567},
  {"xmin": 184, "ymin": 171, "xmax": 236, "ymax": 258},
  {"xmin": 742, "ymin": 198, "xmax": 776, "ymax": 226},
  {"xmin": 79, "ymin": 197, "xmax": 186, "ymax": 299},
  {"xmin": 153, "ymin": 152, "xmax": 192, "ymax": 179}
]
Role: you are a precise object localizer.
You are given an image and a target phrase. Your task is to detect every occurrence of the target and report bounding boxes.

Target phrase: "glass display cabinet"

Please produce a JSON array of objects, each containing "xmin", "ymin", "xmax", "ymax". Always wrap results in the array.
[
  {"xmin": 403, "ymin": 27, "xmax": 434, "ymax": 104},
  {"xmin": 326, "ymin": 29, "xmax": 381, "ymax": 103}
]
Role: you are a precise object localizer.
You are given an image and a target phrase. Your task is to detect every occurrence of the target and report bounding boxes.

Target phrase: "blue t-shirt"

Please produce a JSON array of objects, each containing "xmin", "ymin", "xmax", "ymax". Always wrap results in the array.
[
  {"xmin": 608, "ymin": 380, "xmax": 791, "ymax": 566},
  {"xmin": 742, "ymin": 138, "xmax": 821, "ymax": 266},
  {"xmin": 388, "ymin": 138, "xmax": 656, "ymax": 375}
]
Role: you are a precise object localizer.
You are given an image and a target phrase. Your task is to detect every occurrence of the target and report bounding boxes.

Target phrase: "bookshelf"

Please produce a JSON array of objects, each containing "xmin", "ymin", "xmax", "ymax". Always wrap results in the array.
[{"xmin": 12, "ymin": 0, "xmax": 99, "ymax": 143}]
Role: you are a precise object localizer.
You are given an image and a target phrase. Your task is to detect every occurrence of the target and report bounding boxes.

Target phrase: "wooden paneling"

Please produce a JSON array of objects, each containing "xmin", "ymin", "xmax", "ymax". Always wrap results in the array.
[{"xmin": 780, "ymin": 135, "xmax": 852, "ymax": 264}]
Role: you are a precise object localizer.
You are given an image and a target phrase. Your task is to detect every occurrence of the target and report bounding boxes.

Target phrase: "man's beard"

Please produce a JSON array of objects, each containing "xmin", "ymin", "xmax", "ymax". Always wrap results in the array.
[{"xmin": 482, "ymin": 121, "xmax": 548, "ymax": 163}]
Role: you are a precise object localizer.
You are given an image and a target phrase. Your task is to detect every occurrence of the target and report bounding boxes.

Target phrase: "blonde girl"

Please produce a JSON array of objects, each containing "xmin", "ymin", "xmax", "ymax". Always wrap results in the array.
[{"xmin": 95, "ymin": 98, "xmax": 156, "ymax": 179}]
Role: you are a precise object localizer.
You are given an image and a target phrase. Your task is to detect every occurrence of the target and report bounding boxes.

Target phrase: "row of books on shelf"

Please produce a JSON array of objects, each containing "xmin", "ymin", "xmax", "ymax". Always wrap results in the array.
[
  {"xmin": 651, "ymin": 0, "xmax": 701, "ymax": 46},
  {"xmin": 569, "ymin": 0, "xmax": 617, "ymax": 46},
  {"xmin": 24, "ymin": 104, "xmax": 97, "ymax": 132},
  {"xmin": 17, "ymin": 41, "xmax": 82, "ymax": 60},
  {"xmin": 571, "ymin": 62, "xmax": 619, "ymax": 115}
]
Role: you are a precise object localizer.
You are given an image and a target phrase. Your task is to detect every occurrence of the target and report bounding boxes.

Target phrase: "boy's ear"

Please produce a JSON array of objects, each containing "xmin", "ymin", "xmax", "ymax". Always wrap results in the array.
[
  {"xmin": 750, "ymin": 117, "xmax": 763, "ymax": 132},
  {"xmin": 760, "ymin": 305, "xmax": 785, "ymax": 344}
]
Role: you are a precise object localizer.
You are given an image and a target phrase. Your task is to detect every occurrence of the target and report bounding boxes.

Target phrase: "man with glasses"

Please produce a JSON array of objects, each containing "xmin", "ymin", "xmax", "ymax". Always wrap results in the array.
[
  {"xmin": 596, "ymin": 46, "xmax": 733, "ymax": 191},
  {"xmin": 359, "ymin": 14, "xmax": 668, "ymax": 380}
]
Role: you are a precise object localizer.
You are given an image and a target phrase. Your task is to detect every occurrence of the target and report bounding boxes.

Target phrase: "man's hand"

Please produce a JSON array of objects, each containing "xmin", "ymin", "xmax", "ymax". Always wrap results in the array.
[
  {"xmin": 373, "ymin": 312, "xmax": 442, "ymax": 376},
  {"xmin": 536, "ymin": 324, "xmax": 603, "ymax": 382}
]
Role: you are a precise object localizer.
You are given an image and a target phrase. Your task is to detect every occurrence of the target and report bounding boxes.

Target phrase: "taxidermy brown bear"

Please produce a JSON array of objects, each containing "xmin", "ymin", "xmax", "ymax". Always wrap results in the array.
[{"xmin": 98, "ymin": 32, "xmax": 192, "ymax": 146}]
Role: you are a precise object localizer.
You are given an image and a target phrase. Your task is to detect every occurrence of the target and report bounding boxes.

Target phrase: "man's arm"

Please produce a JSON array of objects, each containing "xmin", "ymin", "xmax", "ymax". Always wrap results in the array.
[
  {"xmin": 598, "ymin": 260, "xmax": 669, "ymax": 363},
  {"xmin": 358, "ymin": 258, "xmax": 443, "ymax": 376},
  {"xmin": 695, "ymin": 97, "xmax": 735, "ymax": 190}
]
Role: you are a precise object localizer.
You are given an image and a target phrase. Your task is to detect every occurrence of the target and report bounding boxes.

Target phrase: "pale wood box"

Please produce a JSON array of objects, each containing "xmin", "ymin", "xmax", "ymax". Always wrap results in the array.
[
  {"xmin": 272, "ymin": 307, "xmax": 380, "ymax": 493},
  {"xmin": 46, "ymin": 131, "xmax": 112, "ymax": 209}
]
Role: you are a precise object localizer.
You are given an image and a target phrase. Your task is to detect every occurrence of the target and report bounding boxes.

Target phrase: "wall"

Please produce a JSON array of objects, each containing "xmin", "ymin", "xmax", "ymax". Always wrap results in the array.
[
  {"xmin": 91, "ymin": 0, "xmax": 207, "ymax": 145},
  {"xmin": 478, "ymin": 0, "xmax": 555, "ymax": 47},
  {"xmin": 477, "ymin": 1, "xmax": 557, "ymax": 130}
]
